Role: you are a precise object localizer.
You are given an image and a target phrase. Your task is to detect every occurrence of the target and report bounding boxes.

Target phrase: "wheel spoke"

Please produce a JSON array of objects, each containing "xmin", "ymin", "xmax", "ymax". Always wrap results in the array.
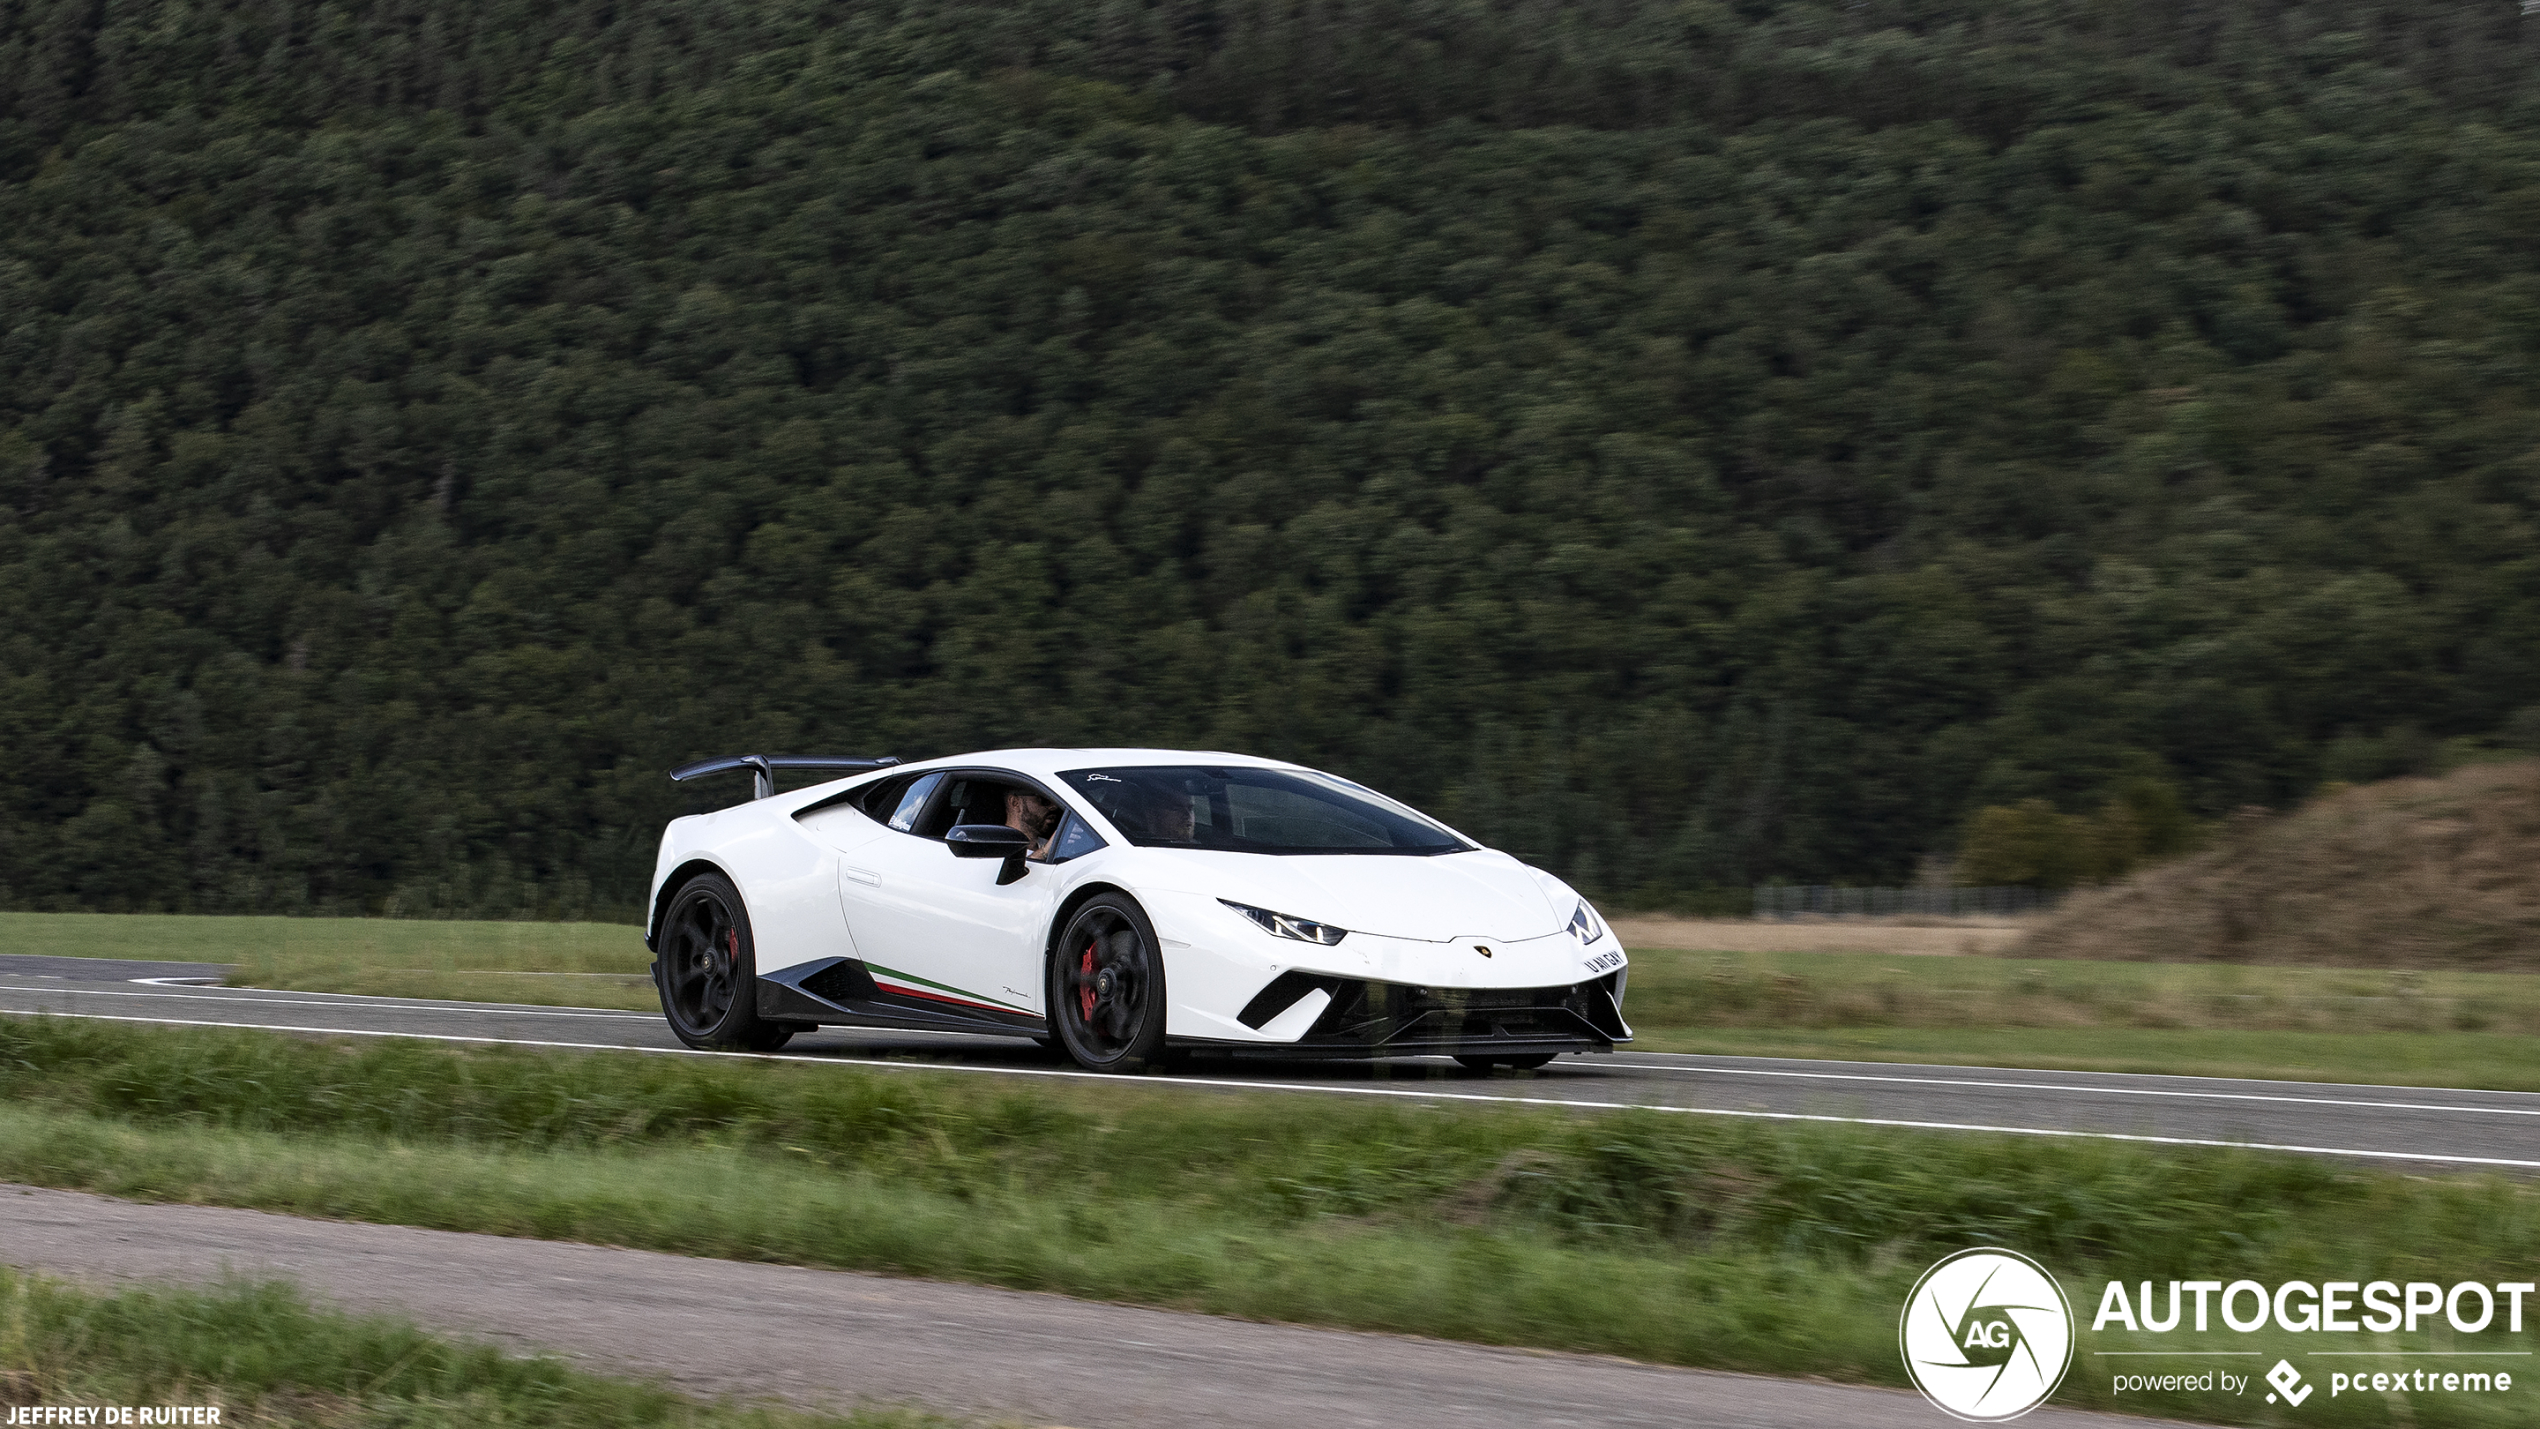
[
  {"xmin": 665, "ymin": 892, "xmax": 744, "ymax": 1033},
  {"xmin": 1054, "ymin": 905, "xmax": 1157, "ymax": 1063}
]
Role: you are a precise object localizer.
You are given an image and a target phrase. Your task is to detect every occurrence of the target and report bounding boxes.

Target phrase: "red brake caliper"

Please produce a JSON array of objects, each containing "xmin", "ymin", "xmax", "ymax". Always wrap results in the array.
[
  {"xmin": 1078, "ymin": 942, "xmax": 1098, "ymax": 1021},
  {"xmin": 727, "ymin": 929, "xmax": 741, "ymax": 965}
]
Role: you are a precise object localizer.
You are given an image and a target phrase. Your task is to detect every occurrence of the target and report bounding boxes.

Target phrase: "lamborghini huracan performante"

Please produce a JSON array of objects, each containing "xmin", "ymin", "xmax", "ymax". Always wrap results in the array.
[{"xmin": 645, "ymin": 749, "xmax": 1630, "ymax": 1072}]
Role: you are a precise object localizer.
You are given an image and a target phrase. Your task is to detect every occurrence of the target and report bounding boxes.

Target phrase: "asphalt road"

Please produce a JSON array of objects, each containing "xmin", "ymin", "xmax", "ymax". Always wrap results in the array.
[
  {"xmin": 0, "ymin": 1183, "xmax": 2189, "ymax": 1429},
  {"xmin": 3, "ymin": 953, "xmax": 2537, "ymax": 1169}
]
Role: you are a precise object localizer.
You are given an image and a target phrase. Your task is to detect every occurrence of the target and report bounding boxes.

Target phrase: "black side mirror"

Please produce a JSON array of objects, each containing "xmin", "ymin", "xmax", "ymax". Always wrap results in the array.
[
  {"xmin": 946, "ymin": 824, "xmax": 1031, "ymax": 857},
  {"xmin": 946, "ymin": 823, "xmax": 1033, "ymax": 884}
]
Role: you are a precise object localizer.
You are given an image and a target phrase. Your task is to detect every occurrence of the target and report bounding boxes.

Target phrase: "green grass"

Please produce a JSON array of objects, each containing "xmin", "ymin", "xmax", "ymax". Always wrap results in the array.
[
  {"xmin": 1618, "ymin": 946, "xmax": 2540, "ymax": 1090},
  {"xmin": 0, "ymin": 1264, "xmax": 971, "ymax": 1429},
  {"xmin": 0, "ymin": 1016, "xmax": 2532, "ymax": 1426},
  {"xmin": 1623, "ymin": 946, "xmax": 2540, "ymax": 1035},
  {"xmin": 1634, "ymin": 1026, "xmax": 2540, "ymax": 1089},
  {"xmin": 0, "ymin": 911, "xmax": 655, "ymax": 1010}
]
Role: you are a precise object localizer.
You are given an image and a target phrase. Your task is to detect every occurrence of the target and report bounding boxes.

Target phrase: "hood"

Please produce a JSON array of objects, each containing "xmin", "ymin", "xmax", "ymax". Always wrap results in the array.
[{"xmin": 1159, "ymin": 849, "xmax": 1566, "ymax": 941}]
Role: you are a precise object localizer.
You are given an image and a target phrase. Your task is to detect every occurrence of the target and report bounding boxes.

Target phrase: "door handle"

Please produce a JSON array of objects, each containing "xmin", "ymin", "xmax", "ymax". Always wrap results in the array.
[{"xmin": 843, "ymin": 867, "xmax": 880, "ymax": 887}]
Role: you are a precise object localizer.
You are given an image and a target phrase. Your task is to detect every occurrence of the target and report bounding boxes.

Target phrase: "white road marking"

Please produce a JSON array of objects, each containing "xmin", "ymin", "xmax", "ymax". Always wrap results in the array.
[
  {"xmin": 12, "ymin": 980, "xmax": 1036, "ymax": 1044},
  {"xmin": 20, "ymin": 981, "xmax": 2539, "ymax": 1121},
  {"xmin": 3, "ymin": 1004, "xmax": 2534, "ymax": 1171},
  {"xmin": 1602, "ymin": 1059, "xmax": 2540, "ymax": 1118},
  {"xmin": 0, "ymin": 981, "xmax": 654, "ymax": 1021},
  {"xmin": 1610, "ymin": 1048, "xmax": 2540, "ymax": 1098}
]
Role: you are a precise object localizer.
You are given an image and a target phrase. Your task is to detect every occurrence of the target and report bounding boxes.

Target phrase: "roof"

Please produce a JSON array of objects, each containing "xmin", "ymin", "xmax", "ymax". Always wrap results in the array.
[{"xmin": 886, "ymin": 747, "xmax": 1301, "ymax": 779}]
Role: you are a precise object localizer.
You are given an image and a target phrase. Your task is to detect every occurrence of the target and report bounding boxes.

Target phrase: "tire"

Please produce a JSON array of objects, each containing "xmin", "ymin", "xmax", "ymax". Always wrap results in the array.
[
  {"xmin": 654, "ymin": 870, "xmax": 794, "ymax": 1052},
  {"xmin": 1047, "ymin": 893, "xmax": 1170, "ymax": 1073},
  {"xmin": 1455, "ymin": 1053, "xmax": 1557, "ymax": 1073}
]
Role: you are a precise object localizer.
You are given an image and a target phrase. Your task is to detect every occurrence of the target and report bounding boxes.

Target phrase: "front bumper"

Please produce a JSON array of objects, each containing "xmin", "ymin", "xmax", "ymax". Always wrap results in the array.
[{"xmin": 1174, "ymin": 969, "xmax": 1630, "ymax": 1059}]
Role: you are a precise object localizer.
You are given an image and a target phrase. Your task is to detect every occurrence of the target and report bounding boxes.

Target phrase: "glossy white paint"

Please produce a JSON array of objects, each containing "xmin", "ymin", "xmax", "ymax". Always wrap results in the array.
[{"xmin": 647, "ymin": 747, "xmax": 1626, "ymax": 1047}]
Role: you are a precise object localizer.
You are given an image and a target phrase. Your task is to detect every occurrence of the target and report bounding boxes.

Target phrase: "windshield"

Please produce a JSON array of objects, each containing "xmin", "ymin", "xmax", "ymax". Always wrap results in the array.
[{"xmin": 1059, "ymin": 765, "xmax": 1473, "ymax": 856}]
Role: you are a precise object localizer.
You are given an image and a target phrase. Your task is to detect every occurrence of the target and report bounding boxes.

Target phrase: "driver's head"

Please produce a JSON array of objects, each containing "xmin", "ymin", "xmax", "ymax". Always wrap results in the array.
[
  {"xmin": 1005, "ymin": 789, "xmax": 1058, "ymax": 838},
  {"xmin": 1134, "ymin": 783, "xmax": 1195, "ymax": 841}
]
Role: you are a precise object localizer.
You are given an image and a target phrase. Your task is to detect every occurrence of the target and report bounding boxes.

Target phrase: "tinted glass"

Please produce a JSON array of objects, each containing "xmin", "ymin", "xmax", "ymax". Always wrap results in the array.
[
  {"xmin": 1047, "ymin": 812, "xmax": 1108, "ymax": 863},
  {"xmin": 1059, "ymin": 766, "xmax": 1470, "ymax": 855},
  {"xmin": 886, "ymin": 772, "xmax": 944, "ymax": 832}
]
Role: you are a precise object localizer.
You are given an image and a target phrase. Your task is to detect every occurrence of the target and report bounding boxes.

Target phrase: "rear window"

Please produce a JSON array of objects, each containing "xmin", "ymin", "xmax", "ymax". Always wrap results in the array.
[{"xmin": 1059, "ymin": 766, "xmax": 1471, "ymax": 856}]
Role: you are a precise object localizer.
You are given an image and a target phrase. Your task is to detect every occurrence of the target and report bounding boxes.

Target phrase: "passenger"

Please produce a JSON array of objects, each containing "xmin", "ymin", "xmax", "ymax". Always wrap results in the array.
[
  {"xmin": 1005, "ymin": 788, "xmax": 1062, "ymax": 860},
  {"xmin": 1127, "ymin": 782, "xmax": 1196, "ymax": 843}
]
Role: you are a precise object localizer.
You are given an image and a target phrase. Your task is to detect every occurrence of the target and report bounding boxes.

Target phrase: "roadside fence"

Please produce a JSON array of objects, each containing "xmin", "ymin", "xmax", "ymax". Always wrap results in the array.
[{"xmin": 1751, "ymin": 885, "xmax": 2060, "ymax": 919}]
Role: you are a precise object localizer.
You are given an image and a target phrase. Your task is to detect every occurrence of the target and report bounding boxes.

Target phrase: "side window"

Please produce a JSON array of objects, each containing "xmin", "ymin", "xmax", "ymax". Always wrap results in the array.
[
  {"xmin": 1046, "ymin": 812, "xmax": 1108, "ymax": 864},
  {"xmin": 916, "ymin": 776, "xmax": 1013, "ymax": 839},
  {"xmin": 886, "ymin": 772, "xmax": 945, "ymax": 832}
]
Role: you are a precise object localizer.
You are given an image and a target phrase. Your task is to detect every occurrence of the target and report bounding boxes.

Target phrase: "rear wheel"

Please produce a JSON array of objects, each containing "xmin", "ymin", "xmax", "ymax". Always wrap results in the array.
[
  {"xmin": 1048, "ymin": 894, "xmax": 1169, "ymax": 1073},
  {"xmin": 655, "ymin": 871, "xmax": 796, "ymax": 1052},
  {"xmin": 1455, "ymin": 1053, "xmax": 1556, "ymax": 1073}
]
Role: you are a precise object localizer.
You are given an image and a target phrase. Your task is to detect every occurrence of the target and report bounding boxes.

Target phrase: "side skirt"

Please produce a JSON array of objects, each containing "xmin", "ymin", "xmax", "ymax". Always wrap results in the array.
[
  {"xmin": 758, "ymin": 957, "xmax": 1045, "ymax": 1036},
  {"xmin": 1168, "ymin": 1033, "xmax": 1617, "ymax": 1061}
]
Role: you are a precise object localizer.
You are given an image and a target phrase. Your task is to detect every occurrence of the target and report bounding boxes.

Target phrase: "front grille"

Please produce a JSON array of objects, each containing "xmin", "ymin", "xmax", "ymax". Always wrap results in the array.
[{"xmin": 1256, "ymin": 972, "xmax": 1628, "ymax": 1050}]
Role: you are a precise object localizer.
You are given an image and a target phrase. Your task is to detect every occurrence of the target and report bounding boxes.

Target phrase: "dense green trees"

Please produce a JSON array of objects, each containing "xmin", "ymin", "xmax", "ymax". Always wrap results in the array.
[
  {"xmin": 3, "ymin": 0, "xmax": 2538, "ymax": 916},
  {"xmin": 1957, "ymin": 772, "xmax": 2202, "ymax": 889}
]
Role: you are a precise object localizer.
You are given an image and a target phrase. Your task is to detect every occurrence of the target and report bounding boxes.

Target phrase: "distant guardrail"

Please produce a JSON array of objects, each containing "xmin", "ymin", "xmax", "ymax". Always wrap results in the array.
[{"xmin": 1752, "ymin": 885, "xmax": 2059, "ymax": 918}]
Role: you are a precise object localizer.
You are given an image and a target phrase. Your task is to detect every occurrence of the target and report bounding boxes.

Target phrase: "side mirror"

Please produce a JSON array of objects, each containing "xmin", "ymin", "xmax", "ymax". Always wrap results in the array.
[
  {"xmin": 946, "ymin": 823, "xmax": 1033, "ymax": 885},
  {"xmin": 946, "ymin": 824, "xmax": 1031, "ymax": 857}
]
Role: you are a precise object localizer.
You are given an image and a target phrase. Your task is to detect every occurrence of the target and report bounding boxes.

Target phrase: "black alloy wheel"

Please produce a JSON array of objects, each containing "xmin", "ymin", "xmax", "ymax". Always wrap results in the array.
[
  {"xmin": 1048, "ymin": 894, "xmax": 1169, "ymax": 1072},
  {"xmin": 655, "ymin": 871, "xmax": 796, "ymax": 1052},
  {"xmin": 1455, "ymin": 1053, "xmax": 1557, "ymax": 1073}
]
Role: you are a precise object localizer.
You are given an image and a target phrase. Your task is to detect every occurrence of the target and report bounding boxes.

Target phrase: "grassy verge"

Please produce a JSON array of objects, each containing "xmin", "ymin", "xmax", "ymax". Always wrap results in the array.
[
  {"xmin": 1633, "ymin": 1026, "xmax": 2540, "ymax": 1089},
  {"xmin": 0, "ymin": 1017, "xmax": 2533, "ymax": 1426},
  {"xmin": 0, "ymin": 911, "xmax": 655, "ymax": 1010},
  {"xmin": 1623, "ymin": 947, "xmax": 2540, "ymax": 1034},
  {"xmin": 0, "ymin": 1264, "xmax": 964, "ymax": 1429},
  {"xmin": 1621, "ymin": 947, "xmax": 2540, "ymax": 1090}
]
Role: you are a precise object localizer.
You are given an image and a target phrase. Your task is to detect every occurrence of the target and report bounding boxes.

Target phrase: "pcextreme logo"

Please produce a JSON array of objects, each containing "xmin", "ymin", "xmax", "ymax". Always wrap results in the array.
[{"xmin": 1901, "ymin": 1249, "xmax": 2077, "ymax": 1421}]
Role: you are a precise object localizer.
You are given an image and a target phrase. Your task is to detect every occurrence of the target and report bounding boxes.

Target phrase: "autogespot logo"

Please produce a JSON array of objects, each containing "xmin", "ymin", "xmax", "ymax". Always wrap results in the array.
[{"xmin": 1902, "ymin": 1249, "xmax": 2077, "ymax": 1421}]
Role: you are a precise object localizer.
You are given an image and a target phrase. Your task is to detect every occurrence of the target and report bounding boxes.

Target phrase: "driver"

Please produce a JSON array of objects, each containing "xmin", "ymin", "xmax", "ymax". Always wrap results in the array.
[{"xmin": 1005, "ymin": 788, "xmax": 1062, "ymax": 860}]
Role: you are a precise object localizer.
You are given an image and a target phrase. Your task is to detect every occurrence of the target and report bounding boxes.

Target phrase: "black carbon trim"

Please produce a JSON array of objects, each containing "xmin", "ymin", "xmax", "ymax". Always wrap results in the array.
[
  {"xmin": 800, "ymin": 958, "xmax": 877, "ymax": 1005},
  {"xmin": 758, "ymin": 957, "xmax": 1045, "ymax": 1034},
  {"xmin": 1271, "ymin": 974, "xmax": 1629, "ymax": 1052},
  {"xmin": 671, "ymin": 754, "xmax": 901, "ymax": 801},
  {"xmin": 1236, "ymin": 970, "xmax": 1347, "ymax": 1030}
]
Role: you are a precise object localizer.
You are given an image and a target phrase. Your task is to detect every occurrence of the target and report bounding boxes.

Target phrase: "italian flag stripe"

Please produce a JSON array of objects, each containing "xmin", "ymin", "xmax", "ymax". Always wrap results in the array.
[{"xmin": 865, "ymin": 961, "xmax": 1031, "ymax": 1016}]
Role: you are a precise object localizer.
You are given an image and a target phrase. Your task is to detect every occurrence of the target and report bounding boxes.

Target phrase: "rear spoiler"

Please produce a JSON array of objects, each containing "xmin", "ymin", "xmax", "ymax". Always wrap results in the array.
[{"xmin": 670, "ymin": 754, "xmax": 901, "ymax": 802}]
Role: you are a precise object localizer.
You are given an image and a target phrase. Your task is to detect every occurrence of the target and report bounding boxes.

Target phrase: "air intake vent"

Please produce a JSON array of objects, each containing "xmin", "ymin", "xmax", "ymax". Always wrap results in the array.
[{"xmin": 801, "ymin": 960, "xmax": 877, "ymax": 1006}]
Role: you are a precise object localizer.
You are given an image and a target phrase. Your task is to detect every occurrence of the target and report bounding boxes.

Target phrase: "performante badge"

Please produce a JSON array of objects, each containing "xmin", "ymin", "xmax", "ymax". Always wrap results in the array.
[{"xmin": 1900, "ymin": 1248, "xmax": 2075, "ymax": 1421}]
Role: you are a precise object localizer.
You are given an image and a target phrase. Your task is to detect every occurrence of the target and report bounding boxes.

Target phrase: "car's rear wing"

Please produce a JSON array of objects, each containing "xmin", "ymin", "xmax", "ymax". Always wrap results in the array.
[{"xmin": 670, "ymin": 754, "xmax": 901, "ymax": 802}]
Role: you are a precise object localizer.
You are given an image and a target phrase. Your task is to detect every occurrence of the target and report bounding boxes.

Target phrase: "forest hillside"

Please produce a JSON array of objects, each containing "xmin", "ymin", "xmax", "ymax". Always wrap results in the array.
[{"xmin": 4, "ymin": 1, "xmax": 2538, "ymax": 915}]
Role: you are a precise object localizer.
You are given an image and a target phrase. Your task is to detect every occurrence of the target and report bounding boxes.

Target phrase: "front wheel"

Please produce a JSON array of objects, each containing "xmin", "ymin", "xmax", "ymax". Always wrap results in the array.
[
  {"xmin": 656, "ymin": 871, "xmax": 795, "ymax": 1052},
  {"xmin": 1047, "ymin": 894, "xmax": 1170, "ymax": 1073}
]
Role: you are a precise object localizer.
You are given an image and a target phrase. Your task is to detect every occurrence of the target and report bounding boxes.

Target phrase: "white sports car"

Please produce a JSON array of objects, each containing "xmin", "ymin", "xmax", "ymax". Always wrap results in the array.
[{"xmin": 645, "ymin": 749, "xmax": 1630, "ymax": 1072}]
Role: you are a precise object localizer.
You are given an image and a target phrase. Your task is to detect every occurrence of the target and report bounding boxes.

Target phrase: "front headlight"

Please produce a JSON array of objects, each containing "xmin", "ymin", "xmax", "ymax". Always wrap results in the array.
[
  {"xmin": 1219, "ymin": 899, "xmax": 1349, "ymax": 946},
  {"xmin": 1568, "ymin": 899, "xmax": 1606, "ymax": 945}
]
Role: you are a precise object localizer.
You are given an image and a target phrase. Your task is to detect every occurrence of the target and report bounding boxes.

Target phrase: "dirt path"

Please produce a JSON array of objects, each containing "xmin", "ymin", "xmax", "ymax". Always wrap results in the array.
[
  {"xmin": 0, "ymin": 1184, "xmax": 2183, "ymax": 1429},
  {"xmin": 1612, "ymin": 916, "xmax": 2030, "ymax": 956}
]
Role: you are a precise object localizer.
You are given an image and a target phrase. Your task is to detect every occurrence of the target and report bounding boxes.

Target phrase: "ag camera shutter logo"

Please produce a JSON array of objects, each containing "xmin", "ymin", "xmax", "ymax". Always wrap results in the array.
[{"xmin": 1901, "ymin": 1248, "xmax": 2076, "ymax": 1421}]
